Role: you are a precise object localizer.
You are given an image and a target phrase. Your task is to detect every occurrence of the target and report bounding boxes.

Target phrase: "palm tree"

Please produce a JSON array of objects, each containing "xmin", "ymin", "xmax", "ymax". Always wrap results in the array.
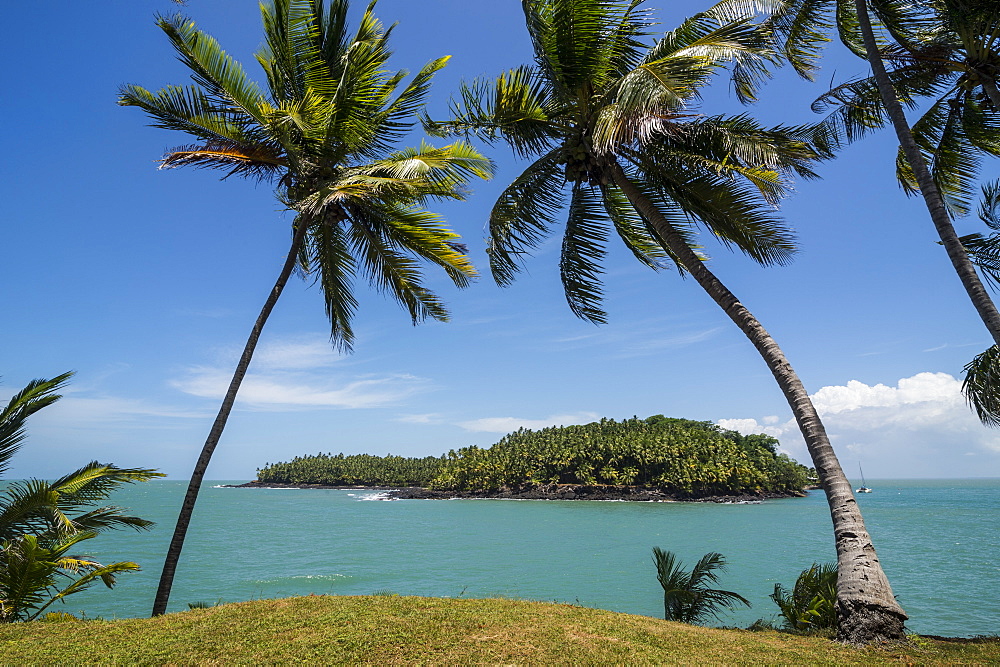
[
  {"xmin": 0, "ymin": 373, "xmax": 162, "ymax": 621},
  {"xmin": 770, "ymin": 562, "xmax": 838, "ymax": 632},
  {"xmin": 426, "ymin": 0, "xmax": 905, "ymax": 643},
  {"xmin": 804, "ymin": 1, "xmax": 1000, "ymax": 423},
  {"xmin": 771, "ymin": 0, "xmax": 1000, "ymax": 348},
  {"xmin": 652, "ymin": 548, "xmax": 750, "ymax": 624},
  {"xmin": 955, "ymin": 181, "xmax": 1000, "ymax": 422},
  {"xmin": 119, "ymin": 0, "xmax": 492, "ymax": 616}
]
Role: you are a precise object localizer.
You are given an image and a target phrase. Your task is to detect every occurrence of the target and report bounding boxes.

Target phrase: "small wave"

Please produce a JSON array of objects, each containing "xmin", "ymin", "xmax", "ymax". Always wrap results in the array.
[
  {"xmin": 252, "ymin": 574, "xmax": 347, "ymax": 584},
  {"xmin": 357, "ymin": 492, "xmax": 397, "ymax": 501}
]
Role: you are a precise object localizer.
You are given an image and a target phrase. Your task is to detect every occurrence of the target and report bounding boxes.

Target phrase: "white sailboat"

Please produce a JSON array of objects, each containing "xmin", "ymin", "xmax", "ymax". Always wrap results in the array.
[{"xmin": 856, "ymin": 464, "xmax": 872, "ymax": 494}]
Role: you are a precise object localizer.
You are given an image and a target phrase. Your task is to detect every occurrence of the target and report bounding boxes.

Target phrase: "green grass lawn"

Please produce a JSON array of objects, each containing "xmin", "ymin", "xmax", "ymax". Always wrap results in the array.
[{"xmin": 1, "ymin": 596, "xmax": 996, "ymax": 665}]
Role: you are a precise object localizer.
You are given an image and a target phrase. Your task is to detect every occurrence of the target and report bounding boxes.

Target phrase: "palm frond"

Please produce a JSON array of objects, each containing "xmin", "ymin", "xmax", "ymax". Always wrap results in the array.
[
  {"xmin": 963, "ymin": 345, "xmax": 1000, "ymax": 426},
  {"xmin": 156, "ymin": 14, "xmax": 270, "ymax": 125},
  {"xmin": 160, "ymin": 141, "xmax": 287, "ymax": 181},
  {"xmin": 424, "ymin": 67, "xmax": 563, "ymax": 159},
  {"xmin": 488, "ymin": 149, "xmax": 568, "ymax": 286},
  {"xmin": 0, "ymin": 373, "xmax": 73, "ymax": 479},
  {"xmin": 560, "ymin": 183, "xmax": 610, "ymax": 324},
  {"xmin": 300, "ymin": 213, "xmax": 359, "ymax": 352}
]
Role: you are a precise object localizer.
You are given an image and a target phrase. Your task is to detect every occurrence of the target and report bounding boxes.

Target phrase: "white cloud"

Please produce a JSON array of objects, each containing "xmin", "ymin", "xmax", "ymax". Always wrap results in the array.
[
  {"xmin": 717, "ymin": 372, "xmax": 1000, "ymax": 477},
  {"xmin": 457, "ymin": 412, "xmax": 600, "ymax": 433}
]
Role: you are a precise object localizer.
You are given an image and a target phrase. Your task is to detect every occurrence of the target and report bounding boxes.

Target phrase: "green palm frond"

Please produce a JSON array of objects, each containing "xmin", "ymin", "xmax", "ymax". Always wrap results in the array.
[
  {"xmin": 0, "ymin": 463, "xmax": 162, "ymax": 543},
  {"xmin": 487, "ymin": 149, "xmax": 567, "ymax": 286},
  {"xmin": 962, "ymin": 345, "xmax": 1000, "ymax": 426},
  {"xmin": 424, "ymin": 67, "xmax": 563, "ymax": 159},
  {"xmin": 980, "ymin": 179, "xmax": 1000, "ymax": 230},
  {"xmin": 156, "ymin": 13, "xmax": 270, "ymax": 126},
  {"xmin": 769, "ymin": 0, "xmax": 837, "ymax": 78},
  {"xmin": 301, "ymin": 214, "xmax": 359, "ymax": 352},
  {"xmin": 0, "ymin": 373, "xmax": 73, "ymax": 479},
  {"xmin": 896, "ymin": 93, "xmax": 981, "ymax": 217},
  {"xmin": 625, "ymin": 145, "xmax": 797, "ymax": 266},
  {"xmin": 0, "ymin": 532, "xmax": 140, "ymax": 622},
  {"xmin": 561, "ymin": 183, "xmax": 610, "ymax": 324},
  {"xmin": 345, "ymin": 202, "xmax": 453, "ymax": 326},
  {"xmin": 117, "ymin": 84, "xmax": 262, "ymax": 147},
  {"xmin": 960, "ymin": 181, "xmax": 1000, "ymax": 288}
]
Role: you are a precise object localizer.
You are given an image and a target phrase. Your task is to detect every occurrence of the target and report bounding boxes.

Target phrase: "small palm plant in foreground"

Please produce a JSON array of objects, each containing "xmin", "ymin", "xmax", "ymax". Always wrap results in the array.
[
  {"xmin": 652, "ymin": 548, "xmax": 750, "ymax": 624},
  {"xmin": 0, "ymin": 373, "xmax": 161, "ymax": 621},
  {"xmin": 427, "ymin": 0, "xmax": 905, "ymax": 642},
  {"xmin": 120, "ymin": 0, "xmax": 492, "ymax": 616},
  {"xmin": 770, "ymin": 562, "xmax": 838, "ymax": 633}
]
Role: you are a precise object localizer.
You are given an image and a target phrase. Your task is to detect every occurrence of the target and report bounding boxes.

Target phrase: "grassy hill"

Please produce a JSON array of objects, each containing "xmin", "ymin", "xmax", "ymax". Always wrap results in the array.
[{"xmin": 1, "ymin": 596, "xmax": 996, "ymax": 664}]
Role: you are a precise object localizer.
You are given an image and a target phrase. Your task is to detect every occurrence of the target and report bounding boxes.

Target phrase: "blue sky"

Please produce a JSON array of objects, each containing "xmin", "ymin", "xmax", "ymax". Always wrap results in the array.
[{"xmin": 3, "ymin": 0, "xmax": 999, "ymax": 480}]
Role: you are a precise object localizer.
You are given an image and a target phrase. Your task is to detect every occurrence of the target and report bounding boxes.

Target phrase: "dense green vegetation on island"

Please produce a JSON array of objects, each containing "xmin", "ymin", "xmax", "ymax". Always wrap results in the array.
[
  {"xmin": 256, "ymin": 453, "xmax": 446, "ymax": 487},
  {"xmin": 255, "ymin": 416, "xmax": 812, "ymax": 496}
]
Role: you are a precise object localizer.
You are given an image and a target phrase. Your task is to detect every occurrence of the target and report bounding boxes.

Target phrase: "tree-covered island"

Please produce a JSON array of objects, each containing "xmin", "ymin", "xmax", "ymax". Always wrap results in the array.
[{"xmin": 245, "ymin": 416, "xmax": 813, "ymax": 501}]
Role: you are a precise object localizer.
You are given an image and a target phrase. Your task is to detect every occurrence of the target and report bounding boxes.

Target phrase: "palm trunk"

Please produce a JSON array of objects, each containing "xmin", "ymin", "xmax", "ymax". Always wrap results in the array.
[
  {"xmin": 980, "ymin": 77, "xmax": 1000, "ymax": 111},
  {"xmin": 610, "ymin": 163, "xmax": 907, "ymax": 643},
  {"xmin": 854, "ymin": 0, "xmax": 1000, "ymax": 347},
  {"xmin": 151, "ymin": 219, "xmax": 310, "ymax": 617}
]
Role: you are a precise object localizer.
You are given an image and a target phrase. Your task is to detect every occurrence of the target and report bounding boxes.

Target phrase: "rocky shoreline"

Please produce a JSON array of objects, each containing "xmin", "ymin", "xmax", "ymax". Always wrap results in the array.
[{"xmin": 224, "ymin": 481, "xmax": 806, "ymax": 503}]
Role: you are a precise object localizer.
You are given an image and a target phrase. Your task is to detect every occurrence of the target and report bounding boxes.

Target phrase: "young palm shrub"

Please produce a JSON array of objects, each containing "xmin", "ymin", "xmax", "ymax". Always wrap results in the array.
[
  {"xmin": 120, "ymin": 0, "xmax": 492, "ymax": 616},
  {"xmin": 652, "ymin": 548, "xmax": 750, "ymax": 624},
  {"xmin": 770, "ymin": 562, "xmax": 838, "ymax": 633},
  {"xmin": 426, "ymin": 0, "xmax": 905, "ymax": 642},
  {"xmin": 0, "ymin": 373, "xmax": 161, "ymax": 621},
  {"xmin": 0, "ymin": 532, "xmax": 139, "ymax": 623}
]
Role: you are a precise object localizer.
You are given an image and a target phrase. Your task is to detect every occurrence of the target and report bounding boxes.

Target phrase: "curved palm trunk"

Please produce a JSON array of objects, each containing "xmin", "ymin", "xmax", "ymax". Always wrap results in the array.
[
  {"xmin": 611, "ymin": 164, "xmax": 907, "ymax": 643},
  {"xmin": 854, "ymin": 0, "xmax": 1000, "ymax": 347},
  {"xmin": 151, "ymin": 219, "xmax": 310, "ymax": 617}
]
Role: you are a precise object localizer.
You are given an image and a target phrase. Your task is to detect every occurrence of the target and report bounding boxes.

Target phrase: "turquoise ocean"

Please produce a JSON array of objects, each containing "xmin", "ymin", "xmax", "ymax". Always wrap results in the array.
[{"xmin": 68, "ymin": 479, "xmax": 998, "ymax": 637}]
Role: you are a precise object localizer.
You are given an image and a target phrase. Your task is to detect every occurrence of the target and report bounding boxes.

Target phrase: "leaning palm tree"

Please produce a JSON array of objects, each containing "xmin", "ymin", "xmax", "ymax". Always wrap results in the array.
[
  {"xmin": 771, "ymin": 0, "xmax": 1000, "ymax": 348},
  {"xmin": 120, "ymin": 0, "xmax": 491, "ymax": 616},
  {"xmin": 426, "ymin": 0, "xmax": 906, "ymax": 643},
  {"xmin": 652, "ymin": 548, "xmax": 750, "ymax": 624},
  {"xmin": 805, "ymin": 0, "xmax": 1000, "ymax": 423}
]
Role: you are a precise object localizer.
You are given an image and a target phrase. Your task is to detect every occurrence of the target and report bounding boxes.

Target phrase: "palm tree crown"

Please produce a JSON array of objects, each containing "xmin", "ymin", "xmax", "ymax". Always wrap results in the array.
[
  {"xmin": 121, "ymin": 0, "xmax": 492, "ymax": 350},
  {"xmin": 812, "ymin": 0, "xmax": 1000, "ymax": 217},
  {"xmin": 427, "ymin": 0, "xmax": 822, "ymax": 322}
]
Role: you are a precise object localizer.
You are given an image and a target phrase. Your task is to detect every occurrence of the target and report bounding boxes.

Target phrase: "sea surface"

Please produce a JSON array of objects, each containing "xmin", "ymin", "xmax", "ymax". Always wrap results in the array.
[{"xmin": 62, "ymin": 479, "xmax": 998, "ymax": 636}]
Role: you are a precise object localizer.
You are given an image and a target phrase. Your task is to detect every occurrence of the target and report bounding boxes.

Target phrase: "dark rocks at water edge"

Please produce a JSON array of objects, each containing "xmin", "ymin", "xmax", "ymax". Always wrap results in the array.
[{"xmin": 226, "ymin": 481, "xmax": 805, "ymax": 503}]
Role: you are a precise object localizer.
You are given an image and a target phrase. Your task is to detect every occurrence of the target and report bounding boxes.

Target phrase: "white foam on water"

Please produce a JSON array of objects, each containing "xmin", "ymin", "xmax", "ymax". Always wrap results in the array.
[{"xmin": 357, "ymin": 491, "xmax": 396, "ymax": 501}]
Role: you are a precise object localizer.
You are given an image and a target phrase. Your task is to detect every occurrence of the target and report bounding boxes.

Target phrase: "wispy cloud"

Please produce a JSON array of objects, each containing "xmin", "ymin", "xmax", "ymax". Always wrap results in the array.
[
  {"xmin": 172, "ymin": 368, "xmax": 429, "ymax": 410},
  {"xmin": 28, "ymin": 394, "xmax": 209, "ymax": 429},
  {"xmin": 169, "ymin": 335, "xmax": 431, "ymax": 410},
  {"xmin": 457, "ymin": 411, "xmax": 600, "ymax": 433},
  {"xmin": 551, "ymin": 319, "xmax": 724, "ymax": 359},
  {"xmin": 395, "ymin": 413, "xmax": 446, "ymax": 425}
]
